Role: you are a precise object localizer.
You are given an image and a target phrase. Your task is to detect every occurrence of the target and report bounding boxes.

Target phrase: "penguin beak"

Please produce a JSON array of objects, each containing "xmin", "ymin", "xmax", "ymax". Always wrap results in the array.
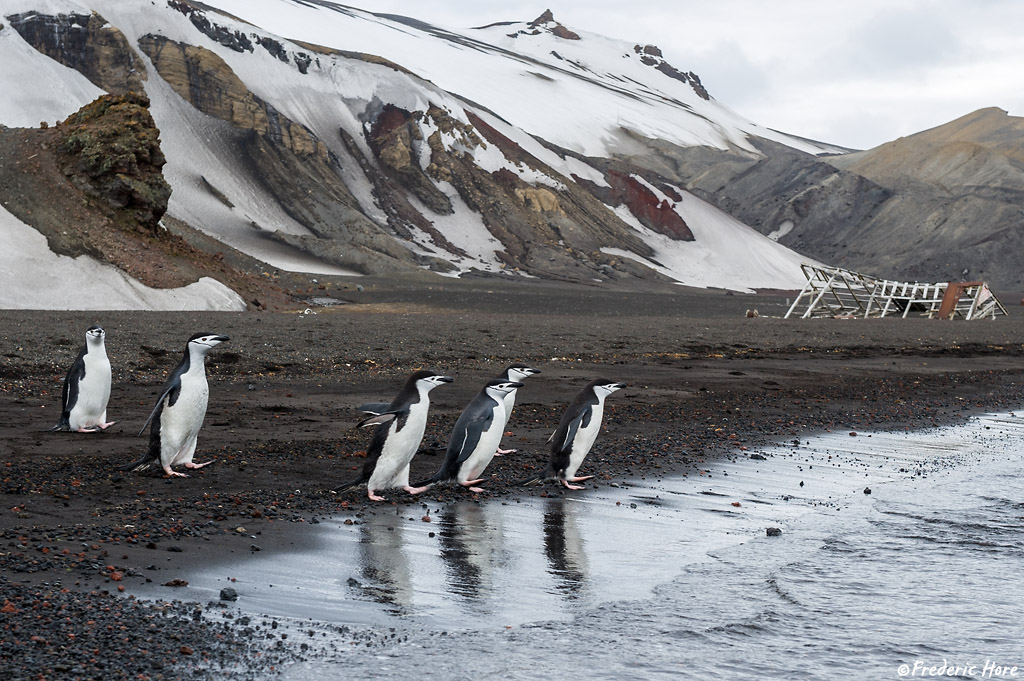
[
  {"xmin": 212, "ymin": 335, "xmax": 230, "ymax": 343},
  {"xmin": 437, "ymin": 376, "xmax": 454, "ymax": 383},
  {"xmin": 509, "ymin": 381, "xmax": 525, "ymax": 389}
]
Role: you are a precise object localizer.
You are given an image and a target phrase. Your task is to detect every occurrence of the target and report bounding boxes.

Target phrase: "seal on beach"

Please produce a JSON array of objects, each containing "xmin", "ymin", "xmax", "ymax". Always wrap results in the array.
[
  {"xmin": 50, "ymin": 325, "xmax": 115, "ymax": 433},
  {"xmin": 336, "ymin": 370, "xmax": 453, "ymax": 501},
  {"xmin": 412, "ymin": 379, "xmax": 524, "ymax": 493},
  {"xmin": 122, "ymin": 333, "xmax": 229, "ymax": 477},
  {"xmin": 493, "ymin": 363, "xmax": 541, "ymax": 455},
  {"xmin": 525, "ymin": 378, "xmax": 626, "ymax": 489}
]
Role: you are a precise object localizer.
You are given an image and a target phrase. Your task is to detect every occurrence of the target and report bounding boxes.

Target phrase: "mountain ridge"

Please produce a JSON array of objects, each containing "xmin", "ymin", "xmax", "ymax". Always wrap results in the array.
[{"xmin": 1, "ymin": 0, "xmax": 1020, "ymax": 310}]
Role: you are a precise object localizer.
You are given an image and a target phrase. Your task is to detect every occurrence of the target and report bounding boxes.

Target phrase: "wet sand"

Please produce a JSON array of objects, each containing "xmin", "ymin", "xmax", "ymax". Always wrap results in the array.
[{"xmin": 1, "ymin": 279, "xmax": 1023, "ymax": 678}]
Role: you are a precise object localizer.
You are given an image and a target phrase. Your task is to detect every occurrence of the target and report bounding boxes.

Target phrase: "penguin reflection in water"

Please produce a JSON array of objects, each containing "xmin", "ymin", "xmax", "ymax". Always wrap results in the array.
[
  {"xmin": 123, "ymin": 333, "xmax": 229, "ymax": 477},
  {"xmin": 413, "ymin": 379, "xmax": 523, "ymax": 494},
  {"xmin": 51, "ymin": 325, "xmax": 115, "ymax": 433},
  {"xmin": 336, "ymin": 370, "xmax": 453, "ymax": 501},
  {"xmin": 528, "ymin": 378, "xmax": 626, "ymax": 490}
]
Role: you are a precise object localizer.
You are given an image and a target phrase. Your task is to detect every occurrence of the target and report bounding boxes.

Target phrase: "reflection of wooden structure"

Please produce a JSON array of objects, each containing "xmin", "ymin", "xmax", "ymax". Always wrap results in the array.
[{"xmin": 785, "ymin": 264, "xmax": 1008, "ymax": 320}]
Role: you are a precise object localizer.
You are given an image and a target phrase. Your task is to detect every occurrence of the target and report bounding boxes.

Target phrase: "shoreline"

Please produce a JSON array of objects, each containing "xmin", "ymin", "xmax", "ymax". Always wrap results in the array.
[{"xmin": 1, "ymin": 288, "xmax": 1023, "ymax": 678}]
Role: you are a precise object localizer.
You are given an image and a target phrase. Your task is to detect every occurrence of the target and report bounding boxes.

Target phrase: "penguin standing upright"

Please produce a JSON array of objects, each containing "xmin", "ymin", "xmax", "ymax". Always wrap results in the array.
[
  {"xmin": 335, "ymin": 370, "xmax": 453, "ymax": 501},
  {"xmin": 51, "ymin": 325, "xmax": 115, "ymax": 433},
  {"xmin": 532, "ymin": 378, "xmax": 626, "ymax": 490},
  {"xmin": 412, "ymin": 379, "xmax": 523, "ymax": 494},
  {"xmin": 122, "ymin": 333, "xmax": 229, "ymax": 477},
  {"xmin": 493, "ymin": 363, "xmax": 540, "ymax": 455}
]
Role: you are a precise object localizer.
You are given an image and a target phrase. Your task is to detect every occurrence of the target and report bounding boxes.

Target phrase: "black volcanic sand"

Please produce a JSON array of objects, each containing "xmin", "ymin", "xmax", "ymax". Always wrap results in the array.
[{"xmin": 2, "ymin": 280, "xmax": 1024, "ymax": 679}]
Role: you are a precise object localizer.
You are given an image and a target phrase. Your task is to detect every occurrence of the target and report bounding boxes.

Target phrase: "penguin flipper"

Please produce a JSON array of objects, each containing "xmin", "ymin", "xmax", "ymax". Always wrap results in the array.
[
  {"xmin": 138, "ymin": 383, "xmax": 179, "ymax": 436},
  {"xmin": 355, "ymin": 412, "xmax": 398, "ymax": 428},
  {"xmin": 356, "ymin": 402, "xmax": 391, "ymax": 416}
]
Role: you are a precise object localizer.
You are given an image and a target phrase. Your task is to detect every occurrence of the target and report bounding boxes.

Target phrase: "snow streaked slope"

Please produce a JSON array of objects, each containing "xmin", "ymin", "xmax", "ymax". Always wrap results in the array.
[
  {"xmin": 0, "ymin": 0, "xmax": 830, "ymax": 294},
  {"xmin": 197, "ymin": 0, "xmax": 840, "ymax": 158},
  {"xmin": 0, "ymin": 206, "xmax": 246, "ymax": 310}
]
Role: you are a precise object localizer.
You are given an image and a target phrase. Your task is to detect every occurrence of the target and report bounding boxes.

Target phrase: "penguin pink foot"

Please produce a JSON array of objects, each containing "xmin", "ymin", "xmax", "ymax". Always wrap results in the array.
[
  {"xmin": 495, "ymin": 447, "xmax": 517, "ymax": 456},
  {"xmin": 404, "ymin": 485, "xmax": 430, "ymax": 495},
  {"xmin": 163, "ymin": 466, "xmax": 188, "ymax": 478},
  {"xmin": 184, "ymin": 460, "xmax": 214, "ymax": 470},
  {"xmin": 368, "ymin": 490, "xmax": 387, "ymax": 501},
  {"xmin": 560, "ymin": 480, "xmax": 586, "ymax": 490},
  {"xmin": 96, "ymin": 421, "xmax": 117, "ymax": 430}
]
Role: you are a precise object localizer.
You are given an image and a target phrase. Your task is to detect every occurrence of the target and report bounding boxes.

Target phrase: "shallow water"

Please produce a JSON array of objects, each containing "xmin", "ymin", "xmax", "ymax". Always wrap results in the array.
[{"xmin": 175, "ymin": 412, "xmax": 1024, "ymax": 679}]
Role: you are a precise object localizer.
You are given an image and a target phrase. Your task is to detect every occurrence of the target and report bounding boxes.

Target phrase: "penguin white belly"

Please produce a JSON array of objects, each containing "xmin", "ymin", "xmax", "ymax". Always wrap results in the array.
[
  {"xmin": 159, "ymin": 373, "xmax": 209, "ymax": 465},
  {"xmin": 69, "ymin": 353, "xmax": 111, "ymax": 429},
  {"xmin": 564, "ymin": 404, "xmax": 604, "ymax": 479},
  {"xmin": 369, "ymin": 409, "xmax": 428, "ymax": 490},
  {"xmin": 457, "ymin": 413, "xmax": 506, "ymax": 483},
  {"xmin": 500, "ymin": 392, "xmax": 517, "ymax": 428}
]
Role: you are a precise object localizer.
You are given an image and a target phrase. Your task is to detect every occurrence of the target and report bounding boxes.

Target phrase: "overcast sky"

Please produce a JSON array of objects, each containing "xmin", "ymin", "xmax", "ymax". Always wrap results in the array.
[{"xmin": 365, "ymin": 0, "xmax": 1023, "ymax": 150}]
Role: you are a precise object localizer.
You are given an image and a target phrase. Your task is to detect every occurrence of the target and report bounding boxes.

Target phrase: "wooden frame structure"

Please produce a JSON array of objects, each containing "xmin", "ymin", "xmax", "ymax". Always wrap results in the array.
[{"xmin": 785, "ymin": 264, "xmax": 1008, "ymax": 320}]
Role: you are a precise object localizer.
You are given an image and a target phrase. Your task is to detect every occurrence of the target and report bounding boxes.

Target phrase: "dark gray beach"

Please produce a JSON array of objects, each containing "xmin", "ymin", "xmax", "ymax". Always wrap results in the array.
[{"xmin": 1, "ymin": 279, "xmax": 1023, "ymax": 679}]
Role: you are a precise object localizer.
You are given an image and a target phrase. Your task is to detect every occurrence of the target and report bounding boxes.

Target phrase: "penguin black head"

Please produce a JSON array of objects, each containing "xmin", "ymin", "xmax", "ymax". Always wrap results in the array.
[
  {"xmin": 485, "ymin": 379, "xmax": 524, "ymax": 396},
  {"xmin": 590, "ymin": 378, "xmax": 626, "ymax": 396},
  {"xmin": 502, "ymin": 363, "xmax": 541, "ymax": 381},
  {"xmin": 85, "ymin": 326, "xmax": 105, "ymax": 342},
  {"xmin": 187, "ymin": 333, "xmax": 230, "ymax": 351},
  {"xmin": 410, "ymin": 370, "xmax": 454, "ymax": 391}
]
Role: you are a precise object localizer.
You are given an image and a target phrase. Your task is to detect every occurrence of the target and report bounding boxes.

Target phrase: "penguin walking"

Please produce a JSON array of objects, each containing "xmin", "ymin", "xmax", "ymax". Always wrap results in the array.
[
  {"xmin": 412, "ymin": 379, "xmax": 523, "ymax": 494},
  {"xmin": 51, "ymin": 325, "xmax": 115, "ymax": 433},
  {"xmin": 122, "ymin": 333, "xmax": 229, "ymax": 477},
  {"xmin": 493, "ymin": 363, "xmax": 540, "ymax": 455},
  {"xmin": 527, "ymin": 379, "xmax": 626, "ymax": 490},
  {"xmin": 335, "ymin": 370, "xmax": 453, "ymax": 501}
]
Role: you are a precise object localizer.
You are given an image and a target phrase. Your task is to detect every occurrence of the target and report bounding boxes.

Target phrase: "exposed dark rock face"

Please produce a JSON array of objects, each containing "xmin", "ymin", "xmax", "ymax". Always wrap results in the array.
[
  {"xmin": 7, "ymin": 10, "xmax": 145, "ymax": 94},
  {"xmin": 168, "ymin": 0, "xmax": 254, "ymax": 53},
  {"xmin": 598, "ymin": 169, "xmax": 693, "ymax": 240},
  {"xmin": 633, "ymin": 44, "xmax": 710, "ymax": 100},
  {"xmin": 57, "ymin": 92, "xmax": 171, "ymax": 233},
  {"xmin": 367, "ymin": 104, "xmax": 454, "ymax": 216},
  {"xmin": 136, "ymin": 34, "xmax": 427, "ymax": 274}
]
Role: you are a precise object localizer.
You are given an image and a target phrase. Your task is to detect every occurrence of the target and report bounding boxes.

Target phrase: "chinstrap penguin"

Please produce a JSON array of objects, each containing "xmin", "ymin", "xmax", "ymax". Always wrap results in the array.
[
  {"xmin": 51, "ymin": 325, "xmax": 115, "ymax": 433},
  {"xmin": 493, "ymin": 363, "xmax": 540, "ymax": 455},
  {"xmin": 527, "ymin": 378, "xmax": 626, "ymax": 489},
  {"xmin": 413, "ymin": 379, "xmax": 523, "ymax": 493},
  {"xmin": 122, "ymin": 333, "xmax": 229, "ymax": 477},
  {"xmin": 335, "ymin": 370, "xmax": 453, "ymax": 501}
]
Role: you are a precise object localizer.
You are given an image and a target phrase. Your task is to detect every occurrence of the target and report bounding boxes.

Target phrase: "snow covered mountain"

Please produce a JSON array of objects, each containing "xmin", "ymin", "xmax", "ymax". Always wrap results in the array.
[{"xmin": 0, "ymin": 0, "xmax": 849, "ymax": 309}]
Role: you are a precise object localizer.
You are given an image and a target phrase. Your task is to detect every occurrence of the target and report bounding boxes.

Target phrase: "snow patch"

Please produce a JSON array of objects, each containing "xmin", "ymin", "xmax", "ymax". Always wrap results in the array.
[
  {"xmin": 603, "ymin": 191, "xmax": 813, "ymax": 292},
  {"xmin": 767, "ymin": 220, "xmax": 794, "ymax": 242},
  {"xmin": 0, "ymin": 205, "xmax": 246, "ymax": 310}
]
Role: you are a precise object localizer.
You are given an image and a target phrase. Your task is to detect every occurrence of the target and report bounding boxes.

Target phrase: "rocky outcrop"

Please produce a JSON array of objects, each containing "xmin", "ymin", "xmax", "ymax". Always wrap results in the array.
[
  {"xmin": 7, "ymin": 10, "xmax": 145, "ymax": 94},
  {"xmin": 633, "ymin": 44, "xmax": 710, "ymax": 100},
  {"xmin": 529, "ymin": 10, "xmax": 581, "ymax": 40},
  {"xmin": 57, "ymin": 92, "xmax": 170, "ymax": 233}
]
